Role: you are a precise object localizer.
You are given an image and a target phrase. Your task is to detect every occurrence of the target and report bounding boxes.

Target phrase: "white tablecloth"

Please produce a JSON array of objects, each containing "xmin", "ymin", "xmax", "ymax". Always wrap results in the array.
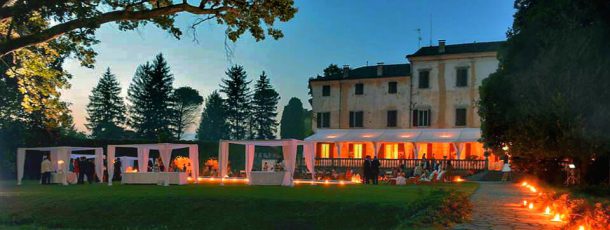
[
  {"xmin": 122, "ymin": 172, "xmax": 187, "ymax": 185},
  {"xmin": 249, "ymin": 171, "xmax": 286, "ymax": 185}
]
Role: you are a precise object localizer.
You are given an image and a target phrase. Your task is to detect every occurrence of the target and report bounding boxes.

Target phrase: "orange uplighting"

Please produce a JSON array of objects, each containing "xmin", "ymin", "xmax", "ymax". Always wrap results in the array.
[
  {"xmin": 528, "ymin": 203, "xmax": 534, "ymax": 209},
  {"xmin": 339, "ymin": 180, "xmax": 345, "ymax": 185},
  {"xmin": 521, "ymin": 182, "xmax": 528, "ymax": 186},
  {"xmin": 454, "ymin": 176, "xmax": 465, "ymax": 182},
  {"xmin": 523, "ymin": 200, "xmax": 528, "ymax": 207},
  {"xmin": 529, "ymin": 187, "xmax": 537, "ymax": 193},
  {"xmin": 324, "ymin": 180, "xmax": 329, "ymax": 185},
  {"xmin": 210, "ymin": 177, "xmax": 216, "ymax": 181},
  {"xmin": 578, "ymin": 225, "xmax": 585, "ymax": 230},
  {"xmin": 551, "ymin": 213, "xmax": 561, "ymax": 222},
  {"xmin": 544, "ymin": 206, "xmax": 551, "ymax": 215},
  {"xmin": 197, "ymin": 177, "xmax": 204, "ymax": 182},
  {"xmin": 187, "ymin": 176, "xmax": 193, "ymax": 181}
]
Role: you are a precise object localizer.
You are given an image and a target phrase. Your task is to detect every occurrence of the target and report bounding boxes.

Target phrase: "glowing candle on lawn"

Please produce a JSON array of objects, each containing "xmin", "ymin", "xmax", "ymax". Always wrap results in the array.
[
  {"xmin": 551, "ymin": 214, "xmax": 561, "ymax": 222},
  {"xmin": 339, "ymin": 180, "xmax": 345, "ymax": 185},
  {"xmin": 324, "ymin": 180, "xmax": 329, "ymax": 185},
  {"xmin": 544, "ymin": 206, "xmax": 551, "ymax": 215}
]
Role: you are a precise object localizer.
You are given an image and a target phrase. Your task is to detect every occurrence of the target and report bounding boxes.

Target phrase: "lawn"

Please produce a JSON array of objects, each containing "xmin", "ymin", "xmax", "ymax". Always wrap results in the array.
[{"xmin": 0, "ymin": 181, "xmax": 478, "ymax": 229}]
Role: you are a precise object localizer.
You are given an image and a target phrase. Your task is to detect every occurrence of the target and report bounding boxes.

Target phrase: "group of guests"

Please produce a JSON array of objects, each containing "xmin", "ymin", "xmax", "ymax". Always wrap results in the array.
[{"xmin": 39, "ymin": 155, "xmax": 97, "ymax": 184}]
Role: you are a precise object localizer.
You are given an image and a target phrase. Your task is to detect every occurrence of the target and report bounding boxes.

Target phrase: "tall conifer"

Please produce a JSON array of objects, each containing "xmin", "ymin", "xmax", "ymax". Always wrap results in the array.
[
  {"xmin": 219, "ymin": 65, "xmax": 251, "ymax": 140},
  {"xmin": 86, "ymin": 68, "xmax": 126, "ymax": 139},
  {"xmin": 127, "ymin": 53, "xmax": 175, "ymax": 140},
  {"xmin": 252, "ymin": 71, "xmax": 280, "ymax": 139}
]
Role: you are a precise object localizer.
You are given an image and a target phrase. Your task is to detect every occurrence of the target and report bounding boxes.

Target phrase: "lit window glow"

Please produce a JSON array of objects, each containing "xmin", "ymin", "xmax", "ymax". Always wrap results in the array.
[
  {"xmin": 353, "ymin": 144, "xmax": 363, "ymax": 159},
  {"xmin": 321, "ymin": 144, "xmax": 330, "ymax": 158}
]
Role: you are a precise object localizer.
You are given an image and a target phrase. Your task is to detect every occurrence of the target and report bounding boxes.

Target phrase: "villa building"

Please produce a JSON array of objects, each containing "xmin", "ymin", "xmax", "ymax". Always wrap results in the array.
[{"xmin": 305, "ymin": 40, "xmax": 504, "ymax": 170}]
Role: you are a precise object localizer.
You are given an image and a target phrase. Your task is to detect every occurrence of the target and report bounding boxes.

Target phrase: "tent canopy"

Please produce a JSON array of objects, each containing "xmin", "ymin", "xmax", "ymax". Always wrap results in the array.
[
  {"xmin": 17, "ymin": 146, "xmax": 103, "ymax": 185},
  {"xmin": 304, "ymin": 128, "xmax": 481, "ymax": 143},
  {"xmin": 106, "ymin": 143, "xmax": 199, "ymax": 186},
  {"xmin": 218, "ymin": 139, "xmax": 315, "ymax": 186}
]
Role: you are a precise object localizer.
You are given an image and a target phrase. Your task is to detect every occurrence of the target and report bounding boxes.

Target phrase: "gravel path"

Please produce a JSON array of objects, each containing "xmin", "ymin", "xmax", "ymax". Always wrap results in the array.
[{"xmin": 453, "ymin": 182, "xmax": 564, "ymax": 230}]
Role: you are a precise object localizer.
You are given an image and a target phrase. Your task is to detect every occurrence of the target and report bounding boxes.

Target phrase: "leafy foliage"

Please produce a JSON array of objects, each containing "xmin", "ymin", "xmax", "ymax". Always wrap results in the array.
[
  {"xmin": 478, "ymin": 0, "xmax": 610, "ymax": 184},
  {"xmin": 251, "ymin": 71, "xmax": 279, "ymax": 139},
  {"xmin": 220, "ymin": 65, "xmax": 251, "ymax": 140},
  {"xmin": 172, "ymin": 86, "xmax": 203, "ymax": 140},
  {"xmin": 197, "ymin": 91, "xmax": 228, "ymax": 141},
  {"xmin": 280, "ymin": 97, "xmax": 305, "ymax": 139},
  {"xmin": 127, "ymin": 53, "xmax": 175, "ymax": 141},
  {"xmin": 86, "ymin": 68, "xmax": 126, "ymax": 139}
]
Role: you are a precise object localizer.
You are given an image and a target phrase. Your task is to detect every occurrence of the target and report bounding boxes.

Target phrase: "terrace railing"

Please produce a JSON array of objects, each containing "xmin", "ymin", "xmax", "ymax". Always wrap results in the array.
[{"xmin": 298, "ymin": 158, "xmax": 488, "ymax": 171}]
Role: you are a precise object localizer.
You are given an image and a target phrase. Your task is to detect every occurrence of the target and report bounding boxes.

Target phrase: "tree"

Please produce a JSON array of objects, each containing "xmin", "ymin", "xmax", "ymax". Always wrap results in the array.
[
  {"xmin": 172, "ymin": 86, "xmax": 203, "ymax": 140},
  {"xmin": 220, "ymin": 65, "xmax": 251, "ymax": 140},
  {"xmin": 197, "ymin": 91, "xmax": 227, "ymax": 141},
  {"xmin": 86, "ymin": 68, "xmax": 126, "ymax": 139},
  {"xmin": 323, "ymin": 64, "xmax": 342, "ymax": 78},
  {"xmin": 478, "ymin": 0, "xmax": 610, "ymax": 184},
  {"xmin": 251, "ymin": 71, "xmax": 280, "ymax": 139},
  {"xmin": 280, "ymin": 97, "xmax": 305, "ymax": 139},
  {"xmin": 0, "ymin": 1, "xmax": 298, "ymax": 56},
  {"xmin": 128, "ymin": 53, "xmax": 175, "ymax": 141}
]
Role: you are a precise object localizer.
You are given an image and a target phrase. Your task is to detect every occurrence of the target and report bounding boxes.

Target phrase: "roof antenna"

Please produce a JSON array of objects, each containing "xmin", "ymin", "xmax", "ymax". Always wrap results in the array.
[
  {"xmin": 415, "ymin": 28, "xmax": 422, "ymax": 48},
  {"xmin": 429, "ymin": 13, "xmax": 433, "ymax": 46}
]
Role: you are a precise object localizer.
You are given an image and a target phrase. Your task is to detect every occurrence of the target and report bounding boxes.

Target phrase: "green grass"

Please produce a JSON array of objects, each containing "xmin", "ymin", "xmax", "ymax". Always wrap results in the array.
[{"xmin": 0, "ymin": 181, "xmax": 478, "ymax": 229}]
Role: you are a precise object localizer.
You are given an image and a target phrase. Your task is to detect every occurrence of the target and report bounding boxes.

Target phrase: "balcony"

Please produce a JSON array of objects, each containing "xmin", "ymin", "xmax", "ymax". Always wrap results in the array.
[{"xmin": 298, "ymin": 158, "xmax": 487, "ymax": 171}]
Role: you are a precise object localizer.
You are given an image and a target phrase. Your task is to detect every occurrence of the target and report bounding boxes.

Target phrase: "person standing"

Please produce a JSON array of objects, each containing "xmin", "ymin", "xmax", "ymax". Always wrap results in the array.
[
  {"xmin": 77, "ymin": 157, "xmax": 86, "ymax": 184},
  {"xmin": 371, "ymin": 156, "xmax": 380, "ymax": 185},
  {"xmin": 363, "ymin": 156, "xmax": 372, "ymax": 184},
  {"xmin": 501, "ymin": 153, "xmax": 512, "ymax": 182},
  {"xmin": 114, "ymin": 158, "xmax": 122, "ymax": 181},
  {"xmin": 40, "ymin": 156, "xmax": 52, "ymax": 184}
]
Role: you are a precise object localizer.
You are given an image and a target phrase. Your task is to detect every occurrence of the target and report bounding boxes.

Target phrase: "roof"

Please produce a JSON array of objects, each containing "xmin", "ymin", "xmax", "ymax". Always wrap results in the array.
[
  {"xmin": 309, "ymin": 63, "xmax": 410, "ymax": 82},
  {"xmin": 304, "ymin": 128, "xmax": 481, "ymax": 143},
  {"xmin": 407, "ymin": 41, "xmax": 505, "ymax": 58}
]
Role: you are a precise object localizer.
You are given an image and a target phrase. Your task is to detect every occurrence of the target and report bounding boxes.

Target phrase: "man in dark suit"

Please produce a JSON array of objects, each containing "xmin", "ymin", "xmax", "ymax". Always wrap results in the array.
[
  {"xmin": 372, "ymin": 156, "xmax": 380, "ymax": 185},
  {"xmin": 77, "ymin": 157, "xmax": 86, "ymax": 184},
  {"xmin": 363, "ymin": 155, "xmax": 372, "ymax": 184},
  {"xmin": 86, "ymin": 159, "xmax": 95, "ymax": 184}
]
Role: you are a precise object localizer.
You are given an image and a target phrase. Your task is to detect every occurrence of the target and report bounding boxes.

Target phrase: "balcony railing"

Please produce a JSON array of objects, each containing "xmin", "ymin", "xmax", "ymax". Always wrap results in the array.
[{"xmin": 298, "ymin": 158, "xmax": 488, "ymax": 171}]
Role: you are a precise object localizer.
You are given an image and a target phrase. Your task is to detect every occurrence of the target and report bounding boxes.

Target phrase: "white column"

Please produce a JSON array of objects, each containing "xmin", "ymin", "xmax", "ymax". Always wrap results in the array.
[
  {"xmin": 107, "ymin": 146, "xmax": 115, "ymax": 186},
  {"xmin": 412, "ymin": 142, "xmax": 419, "ymax": 159},
  {"xmin": 94, "ymin": 148, "xmax": 104, "ymax": 183},
  {"xmin": 159, "ymin": 144, "xmax": 172, "ymax": 172},
  {"xmin": 303, "ymin": 142, "xmax": 316, "ymax": 180},
  {"xmin": 189, "ymin": 145, "xmax": 199, "ymax": 183},
  {"xmin": 137, "ymin": 147, "xmax": 150, "ymax": 172},
  {"xmin": 17, "ymin": 148, "xmax": 25, "ymax": 185},
  {"xmin": 245, "ymin": 144, "xmax": 255, "ymax": 184},
  {"xmin": 374, "ymin": 142, "xmax": 382, "ymax": 158}
]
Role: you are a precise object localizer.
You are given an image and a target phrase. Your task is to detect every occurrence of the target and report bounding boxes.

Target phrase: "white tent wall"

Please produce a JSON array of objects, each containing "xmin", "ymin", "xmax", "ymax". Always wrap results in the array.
[
  {"xmin": 16, "ymin": 147, "xmax": 104, "ymax": 185},
  {"xmin": 106, "ymin": 143, "xmax": 200, "ymax": 186},
  {"xmin": 218, "ymin": 139, "xmax": 313, "ymax": 187}
]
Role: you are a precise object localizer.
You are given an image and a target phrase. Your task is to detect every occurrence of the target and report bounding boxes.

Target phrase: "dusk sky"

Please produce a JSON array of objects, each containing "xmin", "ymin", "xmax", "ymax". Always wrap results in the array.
[{"xmin": 62, "ymin": 0, "xmax": 515, "ymax": 135}]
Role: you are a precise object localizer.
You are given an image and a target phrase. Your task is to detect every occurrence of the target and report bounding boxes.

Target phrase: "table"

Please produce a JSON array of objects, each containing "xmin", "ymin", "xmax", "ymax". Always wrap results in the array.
[
  {"xmin": 122, "ymin": 172, "xmax": 187, "ymax": 185},
  {"xmin": 249, "ymin": 171, "xmax": 286, "ymax": 185}
]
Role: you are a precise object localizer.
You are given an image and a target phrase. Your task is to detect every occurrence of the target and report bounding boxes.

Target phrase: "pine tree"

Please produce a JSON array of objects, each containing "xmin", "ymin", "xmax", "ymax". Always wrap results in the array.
[
  {"xmin": 251, "ymin": 71, "xmax": 280, "ymax": 139},
  {"xmin": 220, "ymin": 65, "xmax": 251, "ymax": 140},
  {"xmin": 86, "ymin": 68, "xmax": 126, "ymax": 139},
  {"xmin": 197, "ymin": 91, "xmax": 228, "ymax": 141},
  {"xmin": 127, "ymin": 53, "xmax": 175, "ymax": 141},
  {"xmin": 280, "ymin": 97, "xmax": 305, "ymax": 139}
]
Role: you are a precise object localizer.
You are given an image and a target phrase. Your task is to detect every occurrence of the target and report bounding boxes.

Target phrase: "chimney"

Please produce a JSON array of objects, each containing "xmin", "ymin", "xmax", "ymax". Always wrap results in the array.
[
  {"xmin": 376, "ymin": 62, "xmax": 384, "ymax": 76},
  {"xmin": 342, "ymin": 65, "xmax": 350, "ymax": 78},
  {"xmin": 438, "ymin": 40, "xmax": 446, "ymax": 53}
]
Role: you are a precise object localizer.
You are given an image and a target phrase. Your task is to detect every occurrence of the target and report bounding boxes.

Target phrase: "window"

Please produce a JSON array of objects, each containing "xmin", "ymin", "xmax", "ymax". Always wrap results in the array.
[
  {"xmin": 316, "ymin": 112, "xmax": 330, "ymax": 128},
  {"xmin": 320, "ymin": 144, "xmax": 330, "ymax": 158},
  {"xmin": 355, "ymin": 83, "xmax": 364, "ymax": 95},
  {"xmin": 412, "ymin": 108, "xmax": 431, "ymax": 127},
  {"xmin": 455, "ymin": 108, "xmax": 467, "ymax": 126},
  {"xmin": 349, "ymin": 111, "xmax": 364, "ymax": 128},
  {"xmin": 353, "ymin": 144, "xmax": 363, "ymax": 159},
  {"xmin": 322, "ymin": 85, "xmax": 331, "ymax": 96},
  {"xmin": 384, "ymin": 144, "xmax": 399, "ymax": 159},
  {"xmin": 387, "ymin": 110, "xmax": 397, "ymax": 127},
  {"xmin": 388, "ymin": 81, "xmax": 397, "ymax": 94},
  {"xmin": 456, "ymin": 68, "xmax": 468, "ymax": 87},
  {"xmin": 418, "ymin": 70, "xmax": 430, "ymax": 89}
]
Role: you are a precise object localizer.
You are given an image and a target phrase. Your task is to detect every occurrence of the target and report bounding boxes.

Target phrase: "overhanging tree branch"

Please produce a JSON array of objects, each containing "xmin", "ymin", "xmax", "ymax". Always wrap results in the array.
[{"xmin": 0, "ymin": 3, "xmax": 231, "ymax": 56}]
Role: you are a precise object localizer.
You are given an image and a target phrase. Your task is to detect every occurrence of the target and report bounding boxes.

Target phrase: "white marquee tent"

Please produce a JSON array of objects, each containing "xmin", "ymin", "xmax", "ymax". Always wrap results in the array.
[
  {"xmin": 17, "ymin": 146, "xmax": 103, "ymax": 185},
  {"xmin": 218, "ymin": 139, "xmax": 315, "ymax": 186},
  {"xmin": 106, "ymin": 143, "xmax": 199, "ymax": 185},
  {"xmin": 304, "ymin": 128, "xmax": 482, "ymax": 159}
]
